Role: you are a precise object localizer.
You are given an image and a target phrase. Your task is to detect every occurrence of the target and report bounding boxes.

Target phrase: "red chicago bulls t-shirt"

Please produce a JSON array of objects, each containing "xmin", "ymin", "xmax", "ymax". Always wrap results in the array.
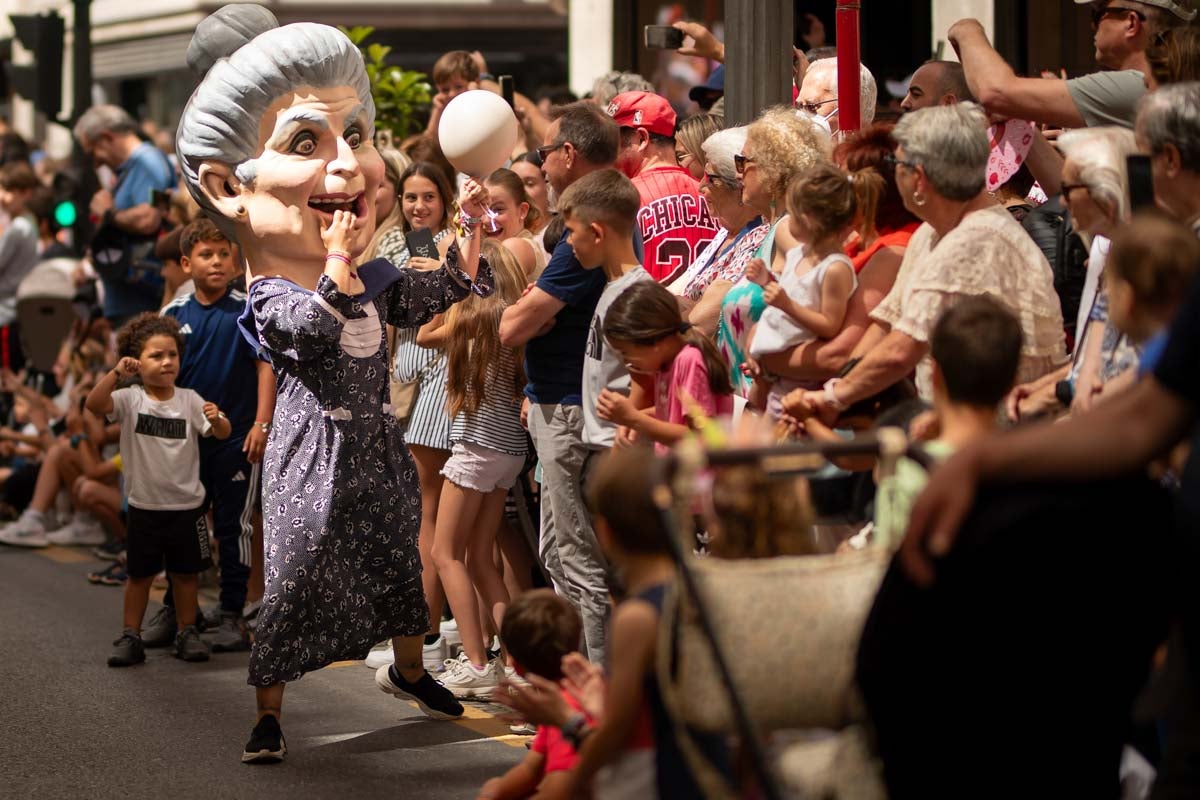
[{"xmin": 632, "ymin": 165, "xmax": 720, "ymax": 284}]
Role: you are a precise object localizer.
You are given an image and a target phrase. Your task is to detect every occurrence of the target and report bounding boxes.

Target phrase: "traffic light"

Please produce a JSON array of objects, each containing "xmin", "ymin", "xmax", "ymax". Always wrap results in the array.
[
  {"xmin": 49, "ymin": 164, "xmax": 97, "ymax": 256},
  {"xmin": 6, "ymin": 12, "xmax": 65, "ymax": 119}
]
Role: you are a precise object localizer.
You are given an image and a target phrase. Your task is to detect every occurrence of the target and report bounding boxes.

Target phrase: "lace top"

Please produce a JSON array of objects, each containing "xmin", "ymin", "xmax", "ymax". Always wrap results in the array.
[{"xmin": 871, "ymin": 205, "xmax": 1066, "ymax": 398}]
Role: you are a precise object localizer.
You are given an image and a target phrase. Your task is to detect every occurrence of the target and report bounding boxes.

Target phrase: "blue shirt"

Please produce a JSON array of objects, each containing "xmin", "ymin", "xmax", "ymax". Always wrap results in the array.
[
  {"xmin": 162, "ymin": 289, "xmax": 261, "ymax": 443},
  {"xmin": 105, "ymin": 142, "xmax": 175, "ymax": 321},
  {"xmin": 524, "ymin": 232, "xmax": 606, "ymax": 405}
]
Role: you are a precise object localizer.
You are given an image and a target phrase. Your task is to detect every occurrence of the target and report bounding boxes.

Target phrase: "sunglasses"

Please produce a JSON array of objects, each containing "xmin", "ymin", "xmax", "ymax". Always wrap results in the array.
[
  {"xmin": 1091, "ymin": 4, "xmax": 1146, "ymax": 28},
  {"xmin": 733, "ymin": 153, "xmax": 755, "ymax": 174},
  {"xmin": 797, "ymin": 98, "xmax": 838, "ymax": 116},
  {"xmin": 536, "ymin": 142, "xmax": 565, "ymax": 161}
]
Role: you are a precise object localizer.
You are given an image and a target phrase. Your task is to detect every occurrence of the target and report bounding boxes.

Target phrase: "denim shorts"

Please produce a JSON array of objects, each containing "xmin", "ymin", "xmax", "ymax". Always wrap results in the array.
[{"xmin": 440, "ymin": 441, "xmax": 525, "ymax": 493}]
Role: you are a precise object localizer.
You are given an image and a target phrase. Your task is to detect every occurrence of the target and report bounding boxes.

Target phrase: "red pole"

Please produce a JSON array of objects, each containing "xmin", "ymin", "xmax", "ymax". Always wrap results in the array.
[{"xmin": 836, "ymin": 0, "xmax": 862, "ymax": 135}]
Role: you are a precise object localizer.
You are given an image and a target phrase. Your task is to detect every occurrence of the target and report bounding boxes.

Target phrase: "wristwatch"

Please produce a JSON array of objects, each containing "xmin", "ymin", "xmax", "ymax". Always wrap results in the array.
[
  {"xmin": 822, "ymin": 377, "xmax": 849, "ymax": 412},
  {"xmin": 561, "ymin": 711, "xmax": 591, "ymax": 750}
]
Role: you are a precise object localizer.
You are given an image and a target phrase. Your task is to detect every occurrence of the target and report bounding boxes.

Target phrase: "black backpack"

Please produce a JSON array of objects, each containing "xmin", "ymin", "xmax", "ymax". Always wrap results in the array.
[{"xmin": 1021, "ymin": 196, "xmax": 1089, "ymax": 343}]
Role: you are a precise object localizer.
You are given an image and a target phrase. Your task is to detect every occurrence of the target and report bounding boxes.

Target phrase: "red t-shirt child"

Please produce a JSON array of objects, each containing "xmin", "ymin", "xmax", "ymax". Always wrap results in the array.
[
  {"xmin": 633, "ymin": 165, "xmax": 720, "ymax": 284},
  {"xmin": 531, "ymin": 690, "xmax": 589, "ymax": 774}
]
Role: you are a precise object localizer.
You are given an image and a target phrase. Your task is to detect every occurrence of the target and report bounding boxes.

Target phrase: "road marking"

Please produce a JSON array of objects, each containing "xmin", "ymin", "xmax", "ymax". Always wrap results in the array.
[{"xmin": 38, "ymin": 546, "xmax": 92, "ymax": 564}]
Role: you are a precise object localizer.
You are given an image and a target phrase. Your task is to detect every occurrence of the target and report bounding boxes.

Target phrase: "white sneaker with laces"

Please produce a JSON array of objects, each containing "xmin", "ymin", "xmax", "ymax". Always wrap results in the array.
[
  {"xmin": 365, "ymin": 642, "xmax": 395, "ymax": 670},
  {"xmin": 0, "ymin": 513, "xmax": 48, "ymax": 548},
  {"xmin": 46, "ymin": 516, "xmax": 106, "ymax": 546},
  {"xmin": 437, "ymin": 653, "xmax": 498, "ymax": 699},
  {"xmin": 423, "ymin": 636, "xmax": 447, "ymax": 672}
]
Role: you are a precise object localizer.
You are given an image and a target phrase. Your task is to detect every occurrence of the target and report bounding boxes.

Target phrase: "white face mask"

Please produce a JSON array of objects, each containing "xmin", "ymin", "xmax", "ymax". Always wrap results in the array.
[{"xmin": 796, "ymin": 108, "xmax": 834, "ymax": 142}]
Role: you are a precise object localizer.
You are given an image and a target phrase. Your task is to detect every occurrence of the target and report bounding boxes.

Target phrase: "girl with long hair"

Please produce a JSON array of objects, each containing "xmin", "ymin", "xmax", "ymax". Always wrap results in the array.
[
  {"xmin": 423, "ymin": 240, "xmax": 529, "ymax": 697},
  {"xmin": 483, "ymin": 167, "xmax": 547, "ymax": 280},
  {"xmin": 596, "ymin": 281, "xmax": 734, "ymax": 451},
  {"xmin": 383, "ymin": 160, "xmax": 460, "ymax": 672}
]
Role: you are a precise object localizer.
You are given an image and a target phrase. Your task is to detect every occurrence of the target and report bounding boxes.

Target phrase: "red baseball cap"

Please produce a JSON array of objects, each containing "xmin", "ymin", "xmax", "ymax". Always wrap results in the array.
[{"xmin": 606, "ymin": 91, "xmax": 677, "ymax": 138}]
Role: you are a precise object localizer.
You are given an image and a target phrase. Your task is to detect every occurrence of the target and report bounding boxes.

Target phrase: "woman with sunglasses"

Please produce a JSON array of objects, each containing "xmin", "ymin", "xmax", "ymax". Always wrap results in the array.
[
  {"xmin": 714, "ymin": 107, "xmax": 829, "ymax": 398},
  {"xmin": 673, "ymin": 126, "xmax": 768, "ymax": 337}
]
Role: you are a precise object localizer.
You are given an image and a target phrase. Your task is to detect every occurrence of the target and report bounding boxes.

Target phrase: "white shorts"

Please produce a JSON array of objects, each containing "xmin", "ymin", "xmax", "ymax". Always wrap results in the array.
[{"xmin": 441, "ymin": 441, "xmax": 526, "ymax": 493}]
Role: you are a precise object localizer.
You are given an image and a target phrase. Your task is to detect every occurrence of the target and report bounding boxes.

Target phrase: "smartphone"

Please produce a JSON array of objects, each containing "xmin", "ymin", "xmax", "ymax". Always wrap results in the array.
[
  {"xmin": 645, "ymin": 25, "xmax": 684, "ymax": 50},
  {"xmin": 405, "ymin": 227, "xmax": 438, "ymax": 260},
  {"xmin": 50, "ymin": 418, "xmax": 68, "ymax": 437},
  {"xmin": 499, "ymin": 75, "xmax": 515, "ymax": 109},
  {"xmin": 151, "ymin": 189, "xmax": 171, "ymax": 209},
  {"xmin": 1127, "ymin": 154, "xmax": 1155, "ymax": 212}
]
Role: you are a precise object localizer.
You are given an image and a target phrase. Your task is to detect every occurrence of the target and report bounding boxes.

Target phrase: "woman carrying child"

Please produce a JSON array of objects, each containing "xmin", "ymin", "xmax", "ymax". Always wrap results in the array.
[{"xmin": 745, "ymin": 162, "xmax": 883, "ymax": 417}]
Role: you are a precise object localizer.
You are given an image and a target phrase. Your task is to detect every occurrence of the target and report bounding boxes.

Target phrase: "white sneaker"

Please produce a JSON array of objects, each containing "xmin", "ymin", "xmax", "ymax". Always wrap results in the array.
[
  {"xmin": 0, "ymin": 514, "xmax": 48, "ymax": 548},
  {"xmin": 46, "ymin": 517, "xmax": 106, "ymax": 546},
  {"xmin": 437, "ymin": 653, "xmax": 498, "ymax": 699},
  {"xmin": 423, "ymin": 636, "xmax": 447, "ymax": 672},
  {"xmin": 365, "ymin": 642, "xmax": 395, "ymax": 670},
  {"xmin": 439, "ymin": 617, "xmax": 462, "ymax": 647},
  {"xmin": 503, "ymin": 664, "xmax": 529, "ymax": 687}
]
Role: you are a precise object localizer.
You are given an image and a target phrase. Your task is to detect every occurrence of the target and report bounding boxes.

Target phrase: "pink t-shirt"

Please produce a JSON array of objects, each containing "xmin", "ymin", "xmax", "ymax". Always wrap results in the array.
[{"xmin": 654, "ymin": 344, "xmax": 734, "ymax": 452}]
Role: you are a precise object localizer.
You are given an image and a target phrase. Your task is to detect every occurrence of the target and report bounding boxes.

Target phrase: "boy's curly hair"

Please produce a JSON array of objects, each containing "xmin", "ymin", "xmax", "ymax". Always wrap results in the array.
[{"xmin": 117, "ymin": 313, "xmax": 185, "ymax": 360}]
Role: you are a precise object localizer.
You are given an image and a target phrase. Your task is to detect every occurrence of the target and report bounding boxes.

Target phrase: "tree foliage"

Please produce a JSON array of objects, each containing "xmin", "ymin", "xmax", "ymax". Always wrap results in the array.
[{"xmin": 341, "ymin": 26, "xmax": 431, "ymax": 142}]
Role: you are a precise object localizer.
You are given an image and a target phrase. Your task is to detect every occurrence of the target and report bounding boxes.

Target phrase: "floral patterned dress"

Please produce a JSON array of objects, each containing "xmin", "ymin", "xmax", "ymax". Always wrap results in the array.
[{"xmin": 242, "ymin": 249, "xmax": 491, "ymax": 687}]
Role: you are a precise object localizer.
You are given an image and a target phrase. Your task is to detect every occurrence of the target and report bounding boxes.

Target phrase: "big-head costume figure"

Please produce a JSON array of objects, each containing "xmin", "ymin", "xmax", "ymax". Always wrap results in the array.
[{"xmin": 176, "ymin": 4, "xmax": 491, "ymax": 763}]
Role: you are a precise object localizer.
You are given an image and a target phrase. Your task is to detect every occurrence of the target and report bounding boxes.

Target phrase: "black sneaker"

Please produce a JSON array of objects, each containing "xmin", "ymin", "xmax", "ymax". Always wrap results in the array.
[
  {"xmin": 142, "ymin": 605, "xmax": 176, "ymax": 648},
  {"xmin": 174, "ymin": 624, "xmax": 211, "ymax": 662},
  {"xmin": 107, "ymin": 630, "xmax": 145, "ymax": 667},
  {"xmin": 375, "ymin": 665, "xmax": 464, "ymax": 720},
  {"xmin": 241, "ymin": 715, "xmax": 286, "ymax": 764}
]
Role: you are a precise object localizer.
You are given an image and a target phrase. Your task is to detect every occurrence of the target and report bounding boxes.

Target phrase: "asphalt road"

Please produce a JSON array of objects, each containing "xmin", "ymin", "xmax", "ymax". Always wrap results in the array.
[{"xmin": 0, "ymin": 544, "xmax": 524, "ymax": 800}]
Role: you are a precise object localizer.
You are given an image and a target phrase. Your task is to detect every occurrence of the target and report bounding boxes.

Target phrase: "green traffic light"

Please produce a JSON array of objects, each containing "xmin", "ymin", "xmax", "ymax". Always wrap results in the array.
[{"xmin": 53, "ymin": 200, "xmax": 76, "ymax": 227}]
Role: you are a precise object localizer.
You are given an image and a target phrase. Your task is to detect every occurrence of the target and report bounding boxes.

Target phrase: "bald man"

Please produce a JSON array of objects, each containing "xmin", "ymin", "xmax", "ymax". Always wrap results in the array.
[{"xmin": 900, "ymin": 61, "xmax": 975, "ymax": 113}]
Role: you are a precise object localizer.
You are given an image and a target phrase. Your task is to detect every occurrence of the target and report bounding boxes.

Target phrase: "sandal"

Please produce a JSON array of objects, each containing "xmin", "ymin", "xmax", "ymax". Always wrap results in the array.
[{"xmin": 88, "ymin": 562, "xmax": 127, "ymax": 586}]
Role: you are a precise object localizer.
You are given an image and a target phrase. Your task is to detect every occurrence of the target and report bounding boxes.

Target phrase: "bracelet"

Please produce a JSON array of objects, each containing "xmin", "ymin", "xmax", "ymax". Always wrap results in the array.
[
  {"xmin": 457, "ymin": 215, "xmax": 483, "ymax": 227},
  {"xmin": 325, "ymin": 251, "xmax": 352, "ymax": 265},
  {"xmin": 823, "ymin": 377, "xmax": 849, "ymax": 412},
  {"xmin": 217, "ymin": 411, "xmax": 227, "ymax": 420},
  {"xmin": 254, "ymin": 421, "xmax": 271, "ymax": 433}
]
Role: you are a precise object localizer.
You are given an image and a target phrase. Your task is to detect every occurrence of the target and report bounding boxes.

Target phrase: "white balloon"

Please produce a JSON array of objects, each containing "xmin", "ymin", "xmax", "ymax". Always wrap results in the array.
[{"xmin": 437, "ymin": 90, "xmax": 520, "ymax": 178}]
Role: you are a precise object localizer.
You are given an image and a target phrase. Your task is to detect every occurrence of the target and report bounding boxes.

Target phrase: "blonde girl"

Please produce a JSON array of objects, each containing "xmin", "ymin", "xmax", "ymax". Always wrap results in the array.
[{"xmin": 425, "ymin": 240, "xmax": 528, "ymax": 697}]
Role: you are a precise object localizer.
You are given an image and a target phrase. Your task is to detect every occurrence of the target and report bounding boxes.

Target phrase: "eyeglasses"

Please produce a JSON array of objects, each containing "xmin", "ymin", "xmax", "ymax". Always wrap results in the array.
[
  {"xmin": 797, "ymin": 98, "xmax": 838, "ymax": 116},
  {"xmin": 701, "ymin": 171, "xmax": 733, "ymax": 188},
  {"xmin": 536, "ymin": 142, "xmax": 565, "ymax": 161},
  {"xmin": 733, "ymin": 153, "xmax": 755, "ymax": 175},
  {"xmin": 884, "ymin": 154, "xmax": 919, "ymax": 170},
  {"xmin": 1060, "ymin": 182, "xmax": 1090, "ymax": 196},
  {"xmin": 1091, "ymin": 4, "xmax": 1146, "ymax": 29}
]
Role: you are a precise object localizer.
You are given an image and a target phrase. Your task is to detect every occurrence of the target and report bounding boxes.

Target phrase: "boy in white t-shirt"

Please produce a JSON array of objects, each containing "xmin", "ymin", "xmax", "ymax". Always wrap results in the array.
[{"xmin": 86, "ymin": 313, "xmax": 231, "ymax": 667}]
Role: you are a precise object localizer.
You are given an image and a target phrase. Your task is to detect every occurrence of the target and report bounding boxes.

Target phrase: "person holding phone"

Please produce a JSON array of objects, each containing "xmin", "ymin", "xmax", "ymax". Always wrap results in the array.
[{"xmin": 363, "ymin": 161, "xmax": 461, "ymax": 675}]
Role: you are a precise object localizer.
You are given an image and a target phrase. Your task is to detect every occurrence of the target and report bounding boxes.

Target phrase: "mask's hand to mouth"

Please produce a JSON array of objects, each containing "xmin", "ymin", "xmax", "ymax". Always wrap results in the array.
[{"xmin": 321, "ymin": 209, "xmax": 365, "ymax": 296}]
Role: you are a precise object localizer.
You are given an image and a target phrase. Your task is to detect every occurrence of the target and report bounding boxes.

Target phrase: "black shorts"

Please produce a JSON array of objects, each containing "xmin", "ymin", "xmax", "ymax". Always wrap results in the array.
[{"xmin": 126, "ymin": 505, "xmax": 212, "ymax": 579}]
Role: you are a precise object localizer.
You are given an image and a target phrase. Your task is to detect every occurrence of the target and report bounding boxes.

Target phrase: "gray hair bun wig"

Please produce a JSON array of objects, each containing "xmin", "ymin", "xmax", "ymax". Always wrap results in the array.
[
  {"xmin": 186, "ymin": 4, "xmax": 280, "ymax": 76},
  {"xmin": 176, "ymin": 4, "xmax": 374, "ymax": 238}
]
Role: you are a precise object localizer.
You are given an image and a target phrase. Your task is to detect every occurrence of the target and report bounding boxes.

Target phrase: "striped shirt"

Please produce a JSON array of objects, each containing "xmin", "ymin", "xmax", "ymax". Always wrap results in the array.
[
  {"xmin": 633, "ymin": 165, "xmax": 720, "ymax": 284},
  {"xmin": 449, "ymin": 339, "xmax": 527, "ymax": 456}
]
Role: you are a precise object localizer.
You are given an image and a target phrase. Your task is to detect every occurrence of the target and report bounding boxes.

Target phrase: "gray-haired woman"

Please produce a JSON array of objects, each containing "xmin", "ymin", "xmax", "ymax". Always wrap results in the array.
[
  {"xmin": 673, "ymin": 125, "xmax": 768, "ymax": 336},
  {"xmin": 792, "ymin": 102, "xmax": 1066, "ymax": 418},
  {"xmin": 177, "ymin": 5, "xmax": 491, "ymax": 762}
]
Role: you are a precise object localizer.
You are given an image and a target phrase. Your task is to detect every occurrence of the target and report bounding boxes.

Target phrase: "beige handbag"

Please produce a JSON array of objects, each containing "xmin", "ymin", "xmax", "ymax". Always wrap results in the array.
[
  {"xmin": 386, "ymin": 325, "xmax": 433, "ymax": 423},
  {"xmin": 656, "ymin": 546, "xmax": 891, "ymax": 798}
]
